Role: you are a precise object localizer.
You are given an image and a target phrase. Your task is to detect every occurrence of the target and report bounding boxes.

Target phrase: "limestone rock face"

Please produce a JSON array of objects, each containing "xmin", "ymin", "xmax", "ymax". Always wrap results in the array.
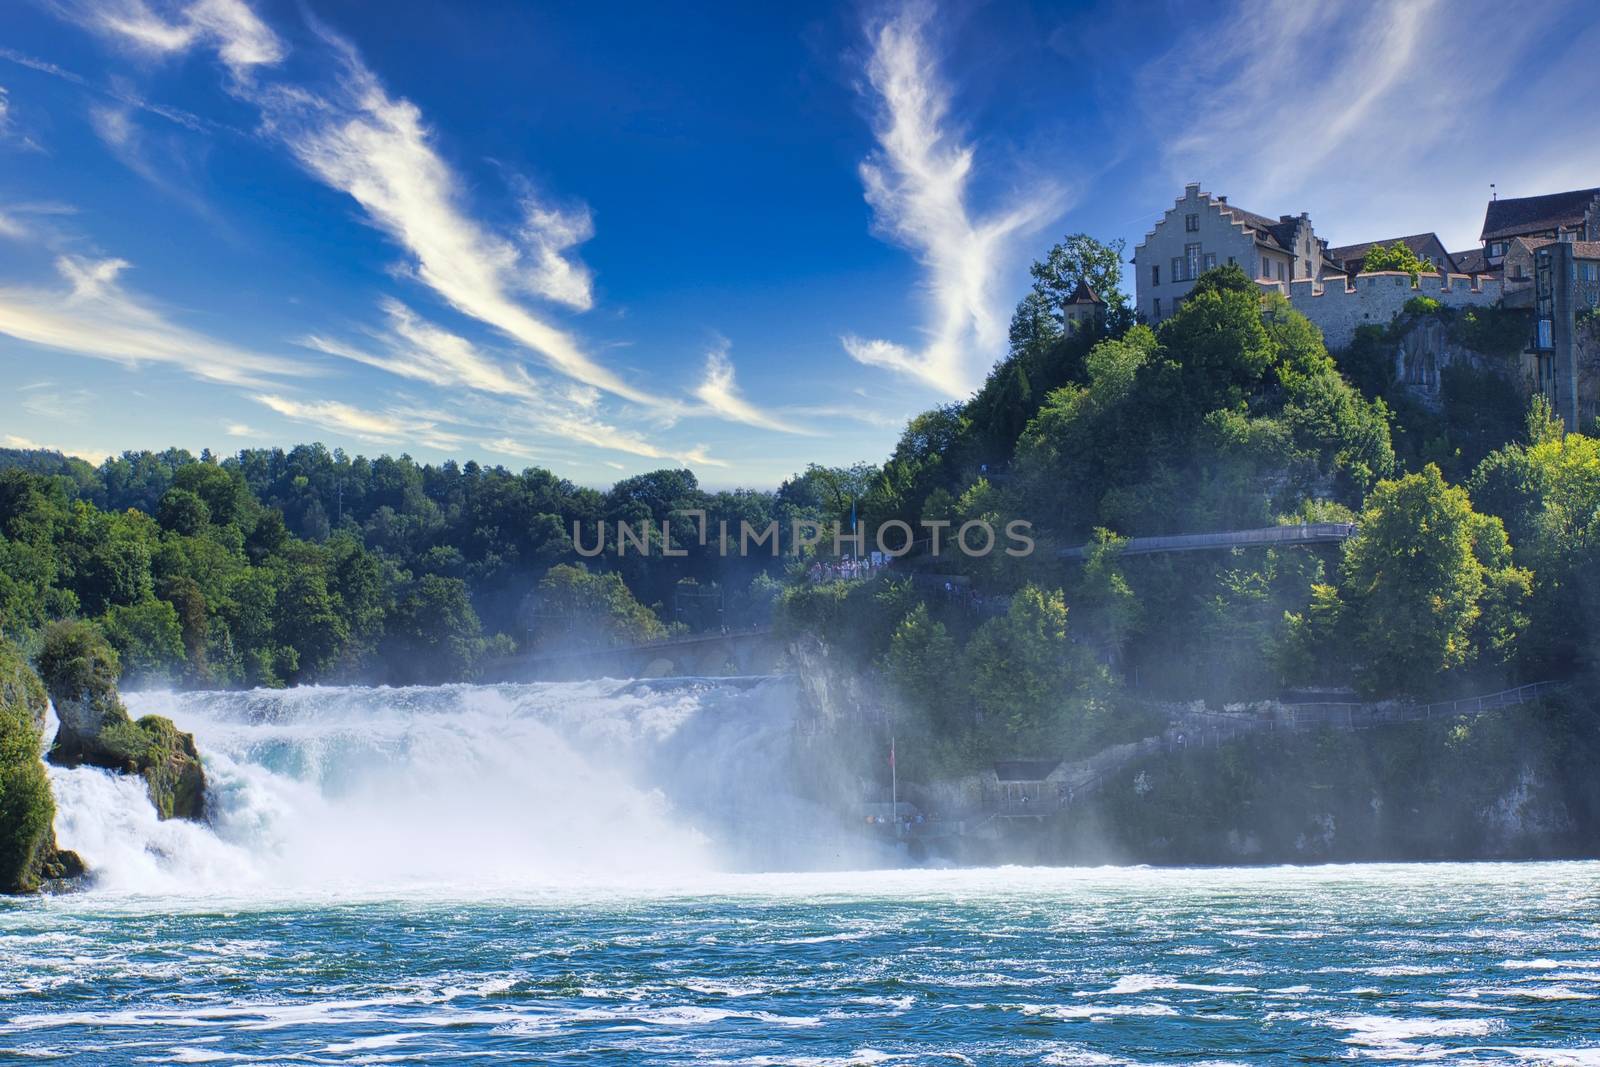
[
  {"xmin": 36, "ymin": 621, "xmax": 206, "ymax": 823},
  {"xmin": 0, "ymin": 637, "xmax": 85, "ymax": 894}
]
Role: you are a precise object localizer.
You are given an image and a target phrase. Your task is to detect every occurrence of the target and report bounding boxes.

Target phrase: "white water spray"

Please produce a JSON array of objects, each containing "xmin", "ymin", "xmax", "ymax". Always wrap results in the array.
[{"xmin": 49, "ymin": 676, "xmax": 871, "ymax": 895}]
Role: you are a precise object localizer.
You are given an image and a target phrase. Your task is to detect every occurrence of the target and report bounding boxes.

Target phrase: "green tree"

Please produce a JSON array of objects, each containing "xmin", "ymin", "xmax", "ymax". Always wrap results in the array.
[
  {"xmin": 1028, "ymin": 233, "xmax": 1134, "ymax": 333},
  {"xmin": 530, "ymin": 564, "xmax": 666, "ymax": 650},
  {"xmin": 1341, "ymin": 465, "xmax": 1528, "ymax": 695},
  {"xmin": 963, "ymin": 586, "xmax": 1109, "ymax": 754},
  {"xmin": 1362, "ymin": 240, "xmax": 1433, "ymax": 279},
  {"xmin": 99, "ymin": 598, "xmax": 185, "ymax": 680},
  {"xmin": 1, "ymin": 637, "xmax": 59, "ymax": 892},
  {"xmin": 381, "ymin": 575, "xmax": 486, "ymax": 684},
  {"xmin": 156, "ymin": 488, "xmax": 211, "ymax": 536},
  {"xmin": 172, "ymin": 463, "xmax": 252, "ymax": 528},
  {"xmin": 882, "ymin": 603, "xmax": 960, "ymax": 729}
]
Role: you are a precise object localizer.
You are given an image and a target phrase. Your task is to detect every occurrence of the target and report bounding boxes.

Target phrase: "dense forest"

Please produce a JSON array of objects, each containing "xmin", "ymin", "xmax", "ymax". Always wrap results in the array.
[{"xmin": 2, "ymin": 237, "xmax": 1594, "ymax": 779}]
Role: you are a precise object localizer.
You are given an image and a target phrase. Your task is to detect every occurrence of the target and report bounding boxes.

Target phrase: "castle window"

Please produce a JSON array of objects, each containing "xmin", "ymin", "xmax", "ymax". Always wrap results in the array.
[
  {"xmin": 1186, "ymin": 243, "xmax": 1201, "ymax": 280},
  {"xmin": 1172, "ymin": 256, "xmax": 1183, "ymax": 282},
  {"xmin": 1185, "ymin": 213, "xmax": 1199, "ymax": 232},
  {"xmin": 1152, "ymin": 264, "xmax": 1160, "ymax": 286},
  {"xmin": 1204, "ymin": 253, "xmax": 1216, "ymax": 270},
  {"xmin": 1153, "ymin": 297, "xmax": 1162, "ymax": 320}
]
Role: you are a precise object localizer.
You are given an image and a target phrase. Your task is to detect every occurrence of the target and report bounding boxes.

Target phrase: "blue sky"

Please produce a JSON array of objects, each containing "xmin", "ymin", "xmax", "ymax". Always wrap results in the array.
[{"xmin": 1, "ymin": 0, "xmax": 1596, "ymax": 487}]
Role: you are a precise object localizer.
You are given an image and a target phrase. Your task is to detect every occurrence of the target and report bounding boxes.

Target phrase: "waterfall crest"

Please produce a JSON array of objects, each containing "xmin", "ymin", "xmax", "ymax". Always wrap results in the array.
[{"xmin": 49, "ymin": 676, "xmax": 870, "ymax": 895}]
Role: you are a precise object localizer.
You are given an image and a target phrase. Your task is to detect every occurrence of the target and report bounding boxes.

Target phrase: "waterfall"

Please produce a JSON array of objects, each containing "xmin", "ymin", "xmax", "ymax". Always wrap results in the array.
[{"xmin": 48, "ymin": 675, "xmax": 878, "ymax": 895}]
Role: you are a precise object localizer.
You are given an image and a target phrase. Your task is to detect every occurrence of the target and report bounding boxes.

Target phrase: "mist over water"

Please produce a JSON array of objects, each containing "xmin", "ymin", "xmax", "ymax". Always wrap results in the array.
[{"xmin": 48, "ymin": 677, "xmax": 863, "ymax": 896}]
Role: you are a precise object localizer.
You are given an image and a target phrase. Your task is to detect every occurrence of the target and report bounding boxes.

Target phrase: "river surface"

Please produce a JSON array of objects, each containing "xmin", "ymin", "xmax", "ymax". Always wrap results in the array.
[
  {"xmin": 3, "ymin": 864, "xmax": 1599, "ymax": 1064},
  {"xmin": 4, "ymin": 683, "xmax": 1598, "ymax": 1063}
]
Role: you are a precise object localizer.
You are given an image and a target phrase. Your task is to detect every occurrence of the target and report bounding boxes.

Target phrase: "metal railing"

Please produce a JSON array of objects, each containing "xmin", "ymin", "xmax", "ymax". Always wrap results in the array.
[{"xmin": 1059, "ymin": 523, "xmax": 1356, "ymax": 560}]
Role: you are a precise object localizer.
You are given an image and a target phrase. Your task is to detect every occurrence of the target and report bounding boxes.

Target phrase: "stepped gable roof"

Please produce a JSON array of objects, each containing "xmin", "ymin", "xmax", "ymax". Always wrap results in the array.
[
  {"xmin": 993, "ymin": 759, "xmax": 1062, "ymax": 782},
  {"xmin": 1326, "ymin": 233, "xmax": 1445, "ymax": 266},
  {"xmin": 1066, "ymin": 278, "xmax": 1104, "ymax": 305},
  {"xmin": 1481, "ymin": 187, "xmax": 1600, "ymax": 240},
  {"xmin": 1449, "ymin": 248, "xmax": 1490, "ymax": 274}
]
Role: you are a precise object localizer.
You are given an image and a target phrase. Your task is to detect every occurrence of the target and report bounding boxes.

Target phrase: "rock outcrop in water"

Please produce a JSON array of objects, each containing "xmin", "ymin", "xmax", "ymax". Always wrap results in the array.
[
  {"xmin": 0, "ymin": 636, "xmax": 85, "ymax": 893},
  {"xmin": 36, "ymin": 622, "xmax": 206, "ymax": 822}
]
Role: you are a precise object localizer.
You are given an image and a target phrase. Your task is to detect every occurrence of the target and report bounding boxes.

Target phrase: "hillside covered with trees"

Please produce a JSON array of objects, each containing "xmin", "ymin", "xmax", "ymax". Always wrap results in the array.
[{"xmin": 2, "ymin": 237, "xmax": 1595, "ymax": 781}]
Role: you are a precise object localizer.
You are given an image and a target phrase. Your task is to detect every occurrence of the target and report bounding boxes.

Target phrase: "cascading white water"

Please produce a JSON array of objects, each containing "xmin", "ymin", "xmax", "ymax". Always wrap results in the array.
[{"xmin": 48, "ymin": 675, "xmax": 874, "ymax": 895}]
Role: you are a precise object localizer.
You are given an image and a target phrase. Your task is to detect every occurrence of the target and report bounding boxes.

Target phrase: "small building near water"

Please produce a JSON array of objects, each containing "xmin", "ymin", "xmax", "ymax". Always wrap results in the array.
[{"xmin": 991, "ymin": 759, "xmax": 1069, "ymax": 813}]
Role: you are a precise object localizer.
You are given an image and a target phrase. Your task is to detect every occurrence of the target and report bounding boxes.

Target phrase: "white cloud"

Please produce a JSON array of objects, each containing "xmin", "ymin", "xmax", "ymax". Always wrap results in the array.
[
  {"xmin": 63, "ymin": 0, "xmax": 285, "ymax": 77},
  {"xmin": 693, "ymin": 340, "xmax": 812, "ymax": 435},
  {"xmin": 224, "ymin": 421, "xmax": 256, "ymax": 436},
  {"xmin": 0, "ymin": 83, "xmax": 45, "ymax": 153},
  {"xmin": 488, "ymin": 426, "xmax": 725, "ymax": 469},
  {"xmin": 518, "ymin": 197, "xmax": 596, "ymax": 311},
  {"xmin": 301, "ymin": 297, "xmax": 541, "ymax": 399},
  {"xmin": 301, "ymin": 300, "xmax": 727, "ymax": 467},
  {"xmin": 252, "ymin": 393, "xmax": 462, "ymax": 450},
  {"xmin": 57, "ymin": 1, "xmax": 655, "ymax": 409},
  {"xmin": 0, "ymin": 255, "xmax": 309, "ymax": 386},
  {"xmin": 249, "ymin": 34, "xmax": 657, "ymax": 406},
  {"xmin": 37, "ymin": 0, "xmax": 803, "ymax": 467},
  {"xmin": 1, "ymin": 433, "xmax": 106, "ymax": 462},
  {"xmin": 845, "ymin": 1, "xmax": 1061, "ymax": 398}
]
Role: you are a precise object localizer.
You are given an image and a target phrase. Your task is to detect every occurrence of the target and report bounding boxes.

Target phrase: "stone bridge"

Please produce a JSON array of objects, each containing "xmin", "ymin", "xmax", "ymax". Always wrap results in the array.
[{"xmin": 483, "ymin": 626, "xmax": 787, "ymax": 682}]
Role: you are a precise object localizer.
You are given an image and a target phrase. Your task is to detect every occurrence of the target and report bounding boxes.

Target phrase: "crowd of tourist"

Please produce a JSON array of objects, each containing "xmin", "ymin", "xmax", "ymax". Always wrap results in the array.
[{"xmin": 806, "ymin": 556, "xmax": 890, "ymax": 582}]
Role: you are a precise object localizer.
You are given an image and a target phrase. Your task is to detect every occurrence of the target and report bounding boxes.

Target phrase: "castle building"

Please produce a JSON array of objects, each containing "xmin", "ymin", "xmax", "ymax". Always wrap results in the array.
[
  {"xmin": 1479, "ymin": 187, "xmax": 1600, "ymax": 268},
  {"xmin": 1133, "ymin": 183, "xmax": 1329, "ymax": 324}
]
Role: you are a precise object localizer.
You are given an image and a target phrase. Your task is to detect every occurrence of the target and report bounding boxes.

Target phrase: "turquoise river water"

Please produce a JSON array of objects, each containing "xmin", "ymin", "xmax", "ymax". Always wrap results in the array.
[{"xmin": 1, "ymin": 682, "xmax": 1596, "ymax": 1063}]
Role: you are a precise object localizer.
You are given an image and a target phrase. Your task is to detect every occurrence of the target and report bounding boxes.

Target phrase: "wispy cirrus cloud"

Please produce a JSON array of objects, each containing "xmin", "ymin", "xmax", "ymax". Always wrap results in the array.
[
  {"xmin": 301, "ymin": 301, "xmax": 724, "ymax": 466},
  {"xmin": 843, "ymin": 1, "xmax": 1061, "ymax": 398},
  {"xmin": 87, "ymin": 101, "xmax": 220, "ymax": 218},
  {"xmin": 54, "ymin": 0, "xmax": 285, "ymax": 77},
  {"xmin": 693, "ymin": 340, "xmax": 813, "ymax": 436},
  {"xmin": 252, "ymin": 392, "xmax": 462, "ymax": 450},
  {"xmin": 488, "ymin": 429, "xmax": 723, "ymax": 470},
  {"xmin": 63, "ymin": 0, "xmax": 662, "ymax": 411},
  {"xmin": 300, "ymin": 297, "xmax": 543, "ymax": 400},
  {"xmin": 29, "ymin": 0, "xmax": 787, "ymax": 466},
  {"xmin": 251, "ymin": 30, "xmax": 659, "ymax": 407},
  {"xmin": 0, "ymin": 83, "xmax": 45, "ymax": 152},
  {"xmin": 0, "ymin": 255, "xmax": 308, "ymax": 386}
]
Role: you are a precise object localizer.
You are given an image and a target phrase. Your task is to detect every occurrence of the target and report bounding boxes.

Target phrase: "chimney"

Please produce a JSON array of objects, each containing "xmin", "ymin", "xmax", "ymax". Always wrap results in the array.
[{"xmin": 1217, "ymin": 195, "xmax": 1228, "ymax": 204}]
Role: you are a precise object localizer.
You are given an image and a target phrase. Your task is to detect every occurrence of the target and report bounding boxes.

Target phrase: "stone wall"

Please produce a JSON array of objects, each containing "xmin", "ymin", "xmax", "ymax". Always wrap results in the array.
[{"xmin": 1260, "ymin": 271, "xmax": 1503, "ymax": 350}]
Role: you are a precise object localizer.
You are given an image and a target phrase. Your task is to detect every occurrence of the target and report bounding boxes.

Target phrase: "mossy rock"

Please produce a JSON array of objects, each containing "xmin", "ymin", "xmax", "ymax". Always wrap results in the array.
[
  {"xmin": 1, "ymin": 637, "xmax": 86, "ymax": 894},
  {"xmin": 36, "ymin": 621, "xmax": 206, "ymax": 823}
]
